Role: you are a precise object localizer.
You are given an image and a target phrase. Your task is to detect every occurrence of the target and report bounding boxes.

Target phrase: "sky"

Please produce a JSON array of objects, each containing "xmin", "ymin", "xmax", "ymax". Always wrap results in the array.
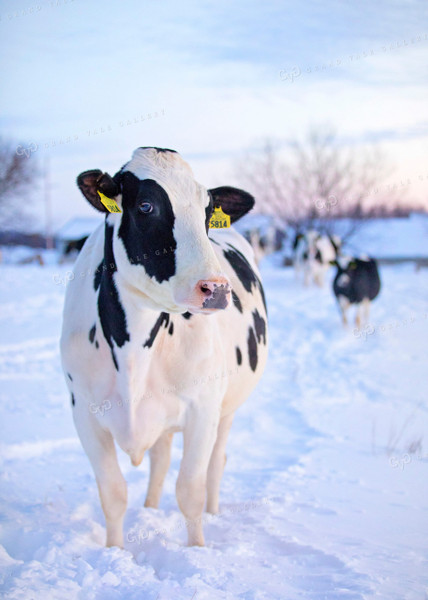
[{"xmin": 0, "ymin": 0, "xmax": 427, "ymax": 233}]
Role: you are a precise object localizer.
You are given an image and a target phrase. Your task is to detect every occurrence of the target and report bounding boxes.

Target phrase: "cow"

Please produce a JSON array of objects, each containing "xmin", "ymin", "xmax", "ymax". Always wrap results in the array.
[
  {"xmin": 292, "ymin": 230, "xmax": 307, "ymax": 280},
  {"xmin": 59, "ymin": 236, "xmax": 89, "ymax": 263},
  {"xmin": 293, "ymin": 230, "xmax": 341, "ymax": 286},
  {"xmin": 244, "ymin": 224, "xmax": 285, "ymax": 266},
  {"xmin": 60, "ymin": 147, "xmax": 268, "ymax": 549},
  {"xmin": 309, "ymin": 234, "xmax": 341, "ymax": 287},
  {"xmin": 332, "ymin": 256, "xmax": 381, "ymax": 327},
  {"xmin": 247, "ymin": 229, "xmax": 268, "ymax": 266}
]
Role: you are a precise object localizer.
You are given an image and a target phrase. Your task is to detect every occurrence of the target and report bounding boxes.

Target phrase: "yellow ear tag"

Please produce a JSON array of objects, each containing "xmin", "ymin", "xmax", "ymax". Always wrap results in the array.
[
  {"xmin": 209, "ymin": 207, "xmax": 231, "ymax": 229},
  {"xmin": 97, "ymin": 191, "xmax": 122, "ymax": 213}
]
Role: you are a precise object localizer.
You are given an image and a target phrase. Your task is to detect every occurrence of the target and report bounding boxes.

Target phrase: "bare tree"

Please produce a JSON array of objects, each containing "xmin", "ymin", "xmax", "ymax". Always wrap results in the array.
[
  {"xmin": 0, "ymin": 137, "xmax": 40, "ymax": 230},
  {"xmin": 235, "ymin": 127, "xmax": 410, "ymax": 242}
]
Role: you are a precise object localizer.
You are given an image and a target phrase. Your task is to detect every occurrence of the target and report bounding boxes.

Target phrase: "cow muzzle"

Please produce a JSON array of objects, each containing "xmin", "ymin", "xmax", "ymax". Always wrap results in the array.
[{"xmin": 183, "ymin": 276, "xmax": 231, "ymax": 312}]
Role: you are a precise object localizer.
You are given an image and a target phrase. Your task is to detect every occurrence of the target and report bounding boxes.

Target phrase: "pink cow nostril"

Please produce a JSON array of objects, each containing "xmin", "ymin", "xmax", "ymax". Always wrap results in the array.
[
  {"xmin": 195, "ymin": 278, "xmax": 231, "ymax": 310},
  {"xmin": 200, "ymin": 282, "xmax": 215, "ymax": 297}
]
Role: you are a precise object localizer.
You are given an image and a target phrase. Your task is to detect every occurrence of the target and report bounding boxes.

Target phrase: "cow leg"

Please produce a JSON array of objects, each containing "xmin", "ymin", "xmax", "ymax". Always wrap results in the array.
[
  {"xmin": 355, "ymin": 302, "xmax": 363, "ymax": 328},
  {"xmin": 176, "ymin": 409, "xmax": 220, "ymax": 546},
  {"xmin": 362, "ymin": 298, "xmax": 371, "ymax": 324},
  {"xmin": 338, "ymin": 296, "xmax": 349, "ymax": 326},
  {"xmin": 144, "ymin": 432, "xmax": 173, "ymax": 509},
  {"xmin": 314, "ymin": 267, "xmax": 323, "ymax": 287},
  {"xmin": 206, "ymin": 412, "xmax": 234, "ymax": 514},
  {"xmin": 74, "ymin": 411, "xmax": 127, "ymax": 548},
  {"xmin": 304, "ymin": 264, "xmax": 310, "ymax": 286},
  {"xmin": 294, "ymin": 261, "xmax": 301, "ymax": 281}
]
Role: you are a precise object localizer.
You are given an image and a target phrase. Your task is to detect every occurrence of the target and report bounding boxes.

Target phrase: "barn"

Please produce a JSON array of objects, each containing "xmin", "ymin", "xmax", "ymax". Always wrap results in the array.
[{"xmin": 55, "ymin": 216, "xmax": 103, "ymax": 259}]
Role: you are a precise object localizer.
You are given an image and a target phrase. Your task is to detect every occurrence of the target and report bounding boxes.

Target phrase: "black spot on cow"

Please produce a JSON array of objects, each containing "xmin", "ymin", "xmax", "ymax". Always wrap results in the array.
[
  {"xmin": 236, "ymin": 346, "xmax": 242, "ymax": 366},
  {"xmin": 94, "ymin": 259, "xmax": 104, "ymax": 291},
  {"xmin": 138, "ymin": 146, "xmax": 177, "ymax": 154},
  {"xmin": 98, "ymin": 223, "xmax": 130, "ymax": 370},
  {"xmin": 247, "ymin": 327, "xmax": 258, "ymax": 372},
  {"xmin": 168, "ymin": 322, "xmax": 174, "ymax": 336},
  {"xmin": 315, "ymin": 249, "xmax": 322, "ymax": 263},
  {"xmin": 232, "ymin": 290, "xmax": 243, "ymax": 313},
  {"xmin": 143, "ymin": 312, "xmax": 170, "ymax": 348},
  {"xmin": 111, "ymin": 352, "xmax": 119, "ymax": 370},
  {"xmin": 118, "ymin": 174, "xmax": 177, "ymax": 283},
  {"xmin": 258, "ymin": 284, "xmax": 267, "ymax": 315},
  {"xmin": 89, "ymin": 324, "xmax": 96, "ymax": 344},
  {"xmin": 71, "ymin": 393, "xmax": 75, "ymax": 406},
  {"xmin": 223, "ymin": 244, "xmax": 267, "ymax": 314},
  {"xmin": 223, "ymin": 246, "xmax": 255, "ymax": 294},
  {"xmin": 67, "ymin": 373, "xmax": 73, "ymax": 381},
  {"xmin": 182, "ymin": 312, "xmax": 192, "ymax": 320},
  {"xmin": 252, "ymin": 309, "xmax": 267, "ymax": 345},
  {"xmin": 95, "ymin": 341, "xmax": 99, "ymax": 349}
]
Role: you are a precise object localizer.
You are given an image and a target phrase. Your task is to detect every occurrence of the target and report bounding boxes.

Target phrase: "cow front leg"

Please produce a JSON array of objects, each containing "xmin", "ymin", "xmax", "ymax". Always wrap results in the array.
[
  {"xmin": 338, "ymin": 296, "xmax": 349, "ymax": 326},
  {"xmin": 304, "ymin": 265, "xmax": 311, "ymax": 286},
  {"xmin": 74, "ymin": 411, "xmax": 127, "ymax": 548},
  {"xmin": 144, "ymin": 432, "xmax": 173, "ymax": 509},
  {"xmin": 206, "ymin": 412, "xmax": 234, "ymax": 514},
  {"xmin": 355, "ymin": 302, "xmax": 362, "ymax": 328},
  {"xmin": 176, "ymin": 410, "xmax": 220, "ymax": 546},
  {"xmin": 362, "ymin": 298, "xmax": 371, "ymax": 325}
]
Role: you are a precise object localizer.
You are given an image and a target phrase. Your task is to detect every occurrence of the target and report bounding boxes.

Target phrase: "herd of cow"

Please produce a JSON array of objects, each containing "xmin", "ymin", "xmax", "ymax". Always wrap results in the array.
[
  {"xmin": 59, "ymin": 147, "xmax": 381, "ymax": 550},
  {"xmin": 291, "ymin": 229, "xmax": 381, "ymax": 327}
]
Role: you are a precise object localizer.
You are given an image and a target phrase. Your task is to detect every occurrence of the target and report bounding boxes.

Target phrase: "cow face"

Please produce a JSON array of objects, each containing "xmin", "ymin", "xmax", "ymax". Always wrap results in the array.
[{"xmin": 77, "ymin": 147, "xmax": 254, "ymax": 314}]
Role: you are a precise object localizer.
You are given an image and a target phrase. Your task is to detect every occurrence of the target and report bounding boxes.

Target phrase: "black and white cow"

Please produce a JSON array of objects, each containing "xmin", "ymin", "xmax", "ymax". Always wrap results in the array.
[
  {"xmin": 332, "ymin": 256, "xmax": 381, "ymax": 326},
  {"xmin": 59, "ymin": 236, "xmax": 89, "ymax": 263},
  {"xmin": 292, "ymin": 231, "xmax": 307, "ymax": 280},
  {"xmin": 60, "ymin": 147, "xmax": 268, "ymax": 549},
  {"xmin": 293, "ymin": 230, "xmax": 341, "ymax": 286}
]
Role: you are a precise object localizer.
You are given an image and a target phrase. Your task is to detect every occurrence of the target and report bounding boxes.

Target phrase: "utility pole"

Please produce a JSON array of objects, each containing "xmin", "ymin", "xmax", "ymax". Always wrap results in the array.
[{"xmin": 44, "ymin": 155, "xmax": 53, "ymax": 249}]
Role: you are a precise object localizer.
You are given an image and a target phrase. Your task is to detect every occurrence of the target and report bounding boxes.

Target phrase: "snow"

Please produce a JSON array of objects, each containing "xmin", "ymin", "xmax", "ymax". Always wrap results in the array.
[{"xmin": 0, "ymin": 257, "xmax": 427, "ymax": 599}]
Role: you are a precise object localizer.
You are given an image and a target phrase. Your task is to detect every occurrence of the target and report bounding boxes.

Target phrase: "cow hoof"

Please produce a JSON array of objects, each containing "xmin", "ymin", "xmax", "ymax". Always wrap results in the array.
[
  {"xmin": 188, "ymin": 538, "xmax": 205, "ymax": 547},
  {"xmin": 144, "ymin": 498, "xmax": 159, "ymax": 509}
]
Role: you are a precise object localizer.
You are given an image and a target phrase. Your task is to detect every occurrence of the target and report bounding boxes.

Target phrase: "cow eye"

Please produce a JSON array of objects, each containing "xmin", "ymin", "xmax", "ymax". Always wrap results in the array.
[{"xmin": 138, "ymin": 202, "xmax": 153, "ymax": 214}]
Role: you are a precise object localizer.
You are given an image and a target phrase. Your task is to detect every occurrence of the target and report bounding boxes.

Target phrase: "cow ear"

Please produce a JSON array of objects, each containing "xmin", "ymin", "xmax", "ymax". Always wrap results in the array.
[
  {"xmin": 208, "ymin": 186, "xmax": 255, "ymax": 224},
  {"xmin": 77, "ymin": 170, "xmax": 120, "ymax": 213}
]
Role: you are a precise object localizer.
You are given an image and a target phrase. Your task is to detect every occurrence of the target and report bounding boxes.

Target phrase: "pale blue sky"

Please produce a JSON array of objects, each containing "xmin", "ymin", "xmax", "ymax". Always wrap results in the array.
[{"xmin": 1, "ymin": 0, "xmax": 427, "ymax": 231}]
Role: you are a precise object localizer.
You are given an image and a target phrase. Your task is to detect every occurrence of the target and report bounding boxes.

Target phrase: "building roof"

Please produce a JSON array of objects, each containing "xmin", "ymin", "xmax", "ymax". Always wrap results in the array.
[{"xmin": 56, "ymin": 217, "xmax": 103, "ymax": 241}]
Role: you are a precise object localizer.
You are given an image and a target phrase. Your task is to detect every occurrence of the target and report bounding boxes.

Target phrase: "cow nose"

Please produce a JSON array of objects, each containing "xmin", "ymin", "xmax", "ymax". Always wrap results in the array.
[{"xmin": 196, "ymin": 277, "xmax": 231, "ymax": 310}]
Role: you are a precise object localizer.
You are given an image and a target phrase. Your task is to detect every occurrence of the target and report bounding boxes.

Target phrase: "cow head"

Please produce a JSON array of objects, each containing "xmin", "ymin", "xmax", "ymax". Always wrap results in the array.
[
  {"xmin": 331, "ymin": 256, "xmax": 357, "ymax": 271},
  {"xmin": 77, "ymin": 147, "xmax": 254, "ymax": 314}
]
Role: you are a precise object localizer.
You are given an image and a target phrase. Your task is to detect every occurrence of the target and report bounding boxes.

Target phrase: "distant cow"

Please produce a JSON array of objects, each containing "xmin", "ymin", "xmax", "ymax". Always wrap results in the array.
[
  {"xmin": 332, "ymin": 256, "xmax": 381, "ymax": 326},
  {"xmin": 293, "ymin": 230, "xmax": 341, "ymax": 286},
  {"xmin": 292, "ymin": 231, "xmax": 306, "ymax": 279},
  {"xmin": 59, "ymin": 236, "xmax": 89, "ymax": 263},
  {"xmin": 60, "ymin": 147, "xmax": 268, "ymax": 549},
  {"xmin": 245, "ymin": 226, "xmax": 285, "ymax": 266}
]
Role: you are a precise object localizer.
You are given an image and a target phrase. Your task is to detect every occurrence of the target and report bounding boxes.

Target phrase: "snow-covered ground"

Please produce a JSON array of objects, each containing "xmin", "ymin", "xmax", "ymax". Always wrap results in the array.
[{"xmin": 0, "ymin": 257, "xmax": 427, "ymax": 599}]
